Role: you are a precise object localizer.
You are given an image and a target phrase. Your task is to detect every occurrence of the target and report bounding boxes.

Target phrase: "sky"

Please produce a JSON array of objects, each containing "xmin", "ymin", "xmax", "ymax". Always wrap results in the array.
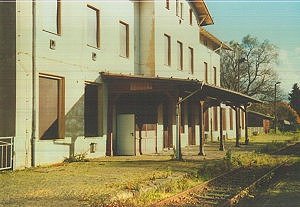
[{"xmin": 205, "ymin": 0, "xmax": 300, "ymax": 96}]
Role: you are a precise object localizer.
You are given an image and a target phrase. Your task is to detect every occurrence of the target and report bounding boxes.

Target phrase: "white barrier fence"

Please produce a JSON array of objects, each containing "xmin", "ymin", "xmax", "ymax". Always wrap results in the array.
[{"xmin": 0, "ymin": 137, "xmax": 13, "ymax": 171}]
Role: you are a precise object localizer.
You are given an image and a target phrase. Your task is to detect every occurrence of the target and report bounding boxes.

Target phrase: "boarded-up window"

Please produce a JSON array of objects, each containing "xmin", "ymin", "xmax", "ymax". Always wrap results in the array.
[
  {"xmin": 204, "ymin": 110, "xmax": 209, "ymax": 131},
  {"xmin": 39, "ymin": 75, "xmax": 64, "ymax": 139},
  {"xmin": 166, "ymin": 0, "xmax": 170, "ymax": 9},
  {"xmin": 204, "ymin": 62, "xmax": 208, "ymax": 83},
  {"xmin": 229, "ymin": 108, "xmax": 233, "ymax": 130},
  {"xmin": 213, "ymin": 107, "xmax": 218, "ymax": 131},
  {"xmin": 213, "ymin": 66, "xmax": 217, "ymax": 85},
  {"xmin": 84, "ymin": 84, "xmax": 99, "ymax": 137},
  {"xmin": 43, "ymin": 0, "xmax": 61, "ymax": 34},
  {"xmin": 164, "ymin": 34, "xmax": 171, "ymax": 66},
  {"xmin": 189, "ymin": 9, "xmax": 193, "ymax": 25},
  {"xmin": 177, "ymin": 41, "xmax": 183, "ymax": 70},
  {"xmin": 87, "ymin": 5, "xmax": 100, "ymax": 48},
  {"xmin": 241, "ymin": 111, "xmax": 245, "ymax": 129},
  {"xmin": 188, "ymin": 47, "xmax": 194, "ymax": 74},
  {"xmin": 119, "ymin": 21, "xmax": 129, "ymax": 58},
  {"xmin": 222, "ymin": 109, "xmax": 226, "ymax": 130}
]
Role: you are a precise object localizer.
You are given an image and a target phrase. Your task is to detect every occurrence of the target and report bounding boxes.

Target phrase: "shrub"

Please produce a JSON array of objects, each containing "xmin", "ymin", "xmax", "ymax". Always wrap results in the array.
[{"xmin": 63, "ymin": 153, "xmax": 89, "ymax": 163}]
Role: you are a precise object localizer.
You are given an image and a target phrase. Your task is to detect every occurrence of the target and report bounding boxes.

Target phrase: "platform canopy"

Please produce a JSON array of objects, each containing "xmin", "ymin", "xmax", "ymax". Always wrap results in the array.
[{"xmin": 100, "ymin": 72, "xmax": 262, "ymax": 106}]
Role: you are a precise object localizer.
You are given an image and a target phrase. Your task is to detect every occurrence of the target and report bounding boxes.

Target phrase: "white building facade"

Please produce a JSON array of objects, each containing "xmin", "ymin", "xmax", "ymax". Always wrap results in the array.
[{"xmin": 0, "ymin": 0, "xmax": 252, "ymax": 170}]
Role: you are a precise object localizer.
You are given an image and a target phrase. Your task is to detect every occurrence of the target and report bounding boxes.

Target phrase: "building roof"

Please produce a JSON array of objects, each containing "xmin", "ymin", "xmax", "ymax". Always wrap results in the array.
[
  {"xmin": 248, "ymin": 110, "xmax": 274, "ymax": 120},
  {"xmin": 200, "ymin": 28, "xmax": 233, "ymax": 51},
  {"xmin": 100, "ymin": 72, "xmax": 262, "ymax": 105},
  {"xmin": 189, "ymin": 1, "xmax": 214, "ymax": 26}
]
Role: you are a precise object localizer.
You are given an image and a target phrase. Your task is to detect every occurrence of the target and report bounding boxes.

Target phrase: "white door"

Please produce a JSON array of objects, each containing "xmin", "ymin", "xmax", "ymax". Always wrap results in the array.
[{"xmin": 117, "ymin": 114, "xmax": 135, "ymax": 155}]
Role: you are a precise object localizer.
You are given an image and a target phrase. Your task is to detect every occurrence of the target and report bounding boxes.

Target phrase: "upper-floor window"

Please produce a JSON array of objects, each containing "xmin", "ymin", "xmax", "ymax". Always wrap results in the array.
[
  {"xmin": 204, "ymin": 62, "xmax": 208, "ymax": 83},
  {"xmin": 176, "ymin": 0, "xmax": 183, "ymax": 18},
  {"xmin": 213, "ymin": 66, "xmax": 217, "ymax": 85},
  {"xmin": 87, "ymin": 5, "xmax": 100, "ymax": 48},
  {"xmin": 164, "ymin": 34, "xmax": 171, "ymax": 66},
  {"xmin": 177, "ymin": 41, "xmax": 183, "ymax": 70},
  {"xmin": 189, "ymin": 9, "xmax": 193, "ymax": 25},
  {"xmin": 43, "ymin": 0, "xmax": 61, "ymax": 35},
  {"xmin": 166, "ymin": 0, "xmax": 170, "ymax": 10},
  {"xmin": 119, "ymin": 21, "xmax": 129, "ymax": 58},
  {"xmin": 176, "ymin": 0, "xmax": 179, "ymax": 16},
  {"xmin": 188, "ymin": 47, "xmax": 194, "ymax": 74}
]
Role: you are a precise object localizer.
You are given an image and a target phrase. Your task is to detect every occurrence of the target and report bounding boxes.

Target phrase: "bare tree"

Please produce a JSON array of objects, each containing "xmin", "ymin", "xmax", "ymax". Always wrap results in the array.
[{"xmin": 221, "ymin": 35, "xmax": 281, "ymax": 101}]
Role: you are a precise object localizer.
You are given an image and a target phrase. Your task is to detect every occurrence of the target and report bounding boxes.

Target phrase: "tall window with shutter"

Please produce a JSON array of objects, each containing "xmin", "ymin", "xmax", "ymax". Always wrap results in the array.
[
  {"xmin": 119, "ymin": 21, "xmax": 129, "ymax": 58},
  {"xmin": 188, "ymin": 47, "xmax": 194, "ymax": 74},
  {"xmin": 176, "ymin": 0, "xmax": 179, "ymax": 16},
  {"xmin": 213, "ymin": 66, "xmax": 217, "ymax": 85},
  {"xmin": 166, "ymin": 0, "xmax": 170, "ymax": 9},
  {"xmin": 39, "ymin": 75, "xmax": 65, "ymax": 139},
  {"xmin": 204, "ymin": 62, "xmax": 208, "ymax": 82},
  {"xmin": 87, "ymin": 5, "xmax": 100, "ymax": 48},
  {"xmin": 189, "ymin": 9, "xmax": 193, "ymax": 25},
  {"xmin": 43, "ymin": 0, "xmax": 61, "ymax": 34},
  {"xmin": 164, "ymin": 34, "xmax": 171, "ymax": 66},
  {"xmin": 177, "ymin": 41, "xmax": 183, "ymax": 70}
]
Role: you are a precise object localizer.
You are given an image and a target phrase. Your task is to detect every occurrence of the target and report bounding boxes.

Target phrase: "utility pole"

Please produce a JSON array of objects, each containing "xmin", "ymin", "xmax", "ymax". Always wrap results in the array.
[{"xmin": 274, "ymin": 82, "xmax": 281, "ymax": 134}]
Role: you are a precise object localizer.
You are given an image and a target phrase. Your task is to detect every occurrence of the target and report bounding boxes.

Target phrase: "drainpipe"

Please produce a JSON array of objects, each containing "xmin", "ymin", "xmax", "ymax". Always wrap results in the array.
[{"xmin": 31, "ymin": 0, "xmax": 37, "ymax": 167}]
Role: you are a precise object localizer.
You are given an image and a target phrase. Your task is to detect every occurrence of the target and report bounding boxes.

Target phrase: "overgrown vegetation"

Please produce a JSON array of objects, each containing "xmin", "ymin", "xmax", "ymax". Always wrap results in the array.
[
  {"xmin": 224, "ymin": 150, "xmax": 287, "ymax": 168},
  {"xmin": 63, "ymin": 152, "xmax": 89, "ymax": 163},
  {"xmin": 255, "ymin": 141, "xmax": 288, "ymax": 154}
]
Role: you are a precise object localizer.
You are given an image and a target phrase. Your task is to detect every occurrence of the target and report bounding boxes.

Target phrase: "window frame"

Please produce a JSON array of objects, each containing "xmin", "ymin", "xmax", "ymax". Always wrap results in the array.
[
  {"xmin": 165, "ymin": 0, "xmax": 170, "ymax": 10},
  {"xmin": 188, "ymin": 47, "xmax": 194, "ymax": 74},
  {"xmin": 119, "ymin": 21, "xmax": 129, "ymax": 58},
  {"xmin": 42, "ymin": 0, "xmax": 62, "ymax": 36},
  {"xmin": 177, "ymin": 41, "xmax": 183, "ymax": 71},
  {"xmin": 86, "ymin": 4, "xmax": 100, "ymax": 49},
  {"xmin": 39, "ymin": 73, "xmax": 65, "ymax": 140},
  {"xmin": 164, "ymin": 34, "xmax": 171, "ymax": 66},
  {"xmin": 213, "ymin": 66, "xmax": 217, "ymax": 85},
  {"xmin": 189, "ymin": 9, "xmax": 193, "ymax": 25},
  {"xmin": 204, "ymin": 62, "xmax": 208, "ymax": 83}
]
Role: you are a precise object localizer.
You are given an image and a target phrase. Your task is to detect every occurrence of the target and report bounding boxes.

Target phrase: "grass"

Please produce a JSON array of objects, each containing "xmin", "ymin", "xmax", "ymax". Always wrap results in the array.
[{"xmin": 0, "ymin": 132, "xmax": 298, "ymax": 207}]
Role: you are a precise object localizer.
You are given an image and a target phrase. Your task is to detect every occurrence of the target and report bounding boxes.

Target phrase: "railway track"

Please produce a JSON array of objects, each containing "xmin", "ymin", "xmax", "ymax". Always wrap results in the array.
[{"xmin": 151, "ymin": 142, "xmax": 300, "ymax": 207}]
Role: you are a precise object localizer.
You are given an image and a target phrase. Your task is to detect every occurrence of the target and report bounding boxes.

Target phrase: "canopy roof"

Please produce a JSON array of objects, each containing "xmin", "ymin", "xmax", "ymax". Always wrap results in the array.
[
  {"xmin": 200, "ymin": 28, "xmax": 232, "ymax": 51},
  {"xmin": 101, "ymin": 72, "xmax": 262, "ymax": 106},
  {"xmin": 248, "ymin": 110, "xmax": 274, "ymax": 120},
  {"xmin": 190, "ymin": 1, "xmax": 214, "ymax": 26}
]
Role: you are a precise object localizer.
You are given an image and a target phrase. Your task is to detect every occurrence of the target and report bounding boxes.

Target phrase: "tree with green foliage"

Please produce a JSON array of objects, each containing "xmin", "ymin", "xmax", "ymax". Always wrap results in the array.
[
  {"xmin": 276, "ymin": 102, "xmax": 298, "ymax": 124},
  {"xmin": 221, "ymin": 35, "xmax": 282, "ymax": 101},
  {"xmin": 288, "ymin": 83, "xmax": 300, "ymax": 116}
]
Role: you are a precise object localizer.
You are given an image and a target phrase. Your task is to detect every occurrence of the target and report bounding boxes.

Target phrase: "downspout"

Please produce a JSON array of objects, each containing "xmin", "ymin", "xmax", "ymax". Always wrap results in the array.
[{"xmin": 31, "ymin": 0, "xmax": 37, "ymax": 167}]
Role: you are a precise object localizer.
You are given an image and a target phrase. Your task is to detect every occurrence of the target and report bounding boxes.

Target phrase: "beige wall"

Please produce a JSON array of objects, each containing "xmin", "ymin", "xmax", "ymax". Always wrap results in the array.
[{"xmin": 9, "ymin": 0, "xmax": 241, "ymax": 168}]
